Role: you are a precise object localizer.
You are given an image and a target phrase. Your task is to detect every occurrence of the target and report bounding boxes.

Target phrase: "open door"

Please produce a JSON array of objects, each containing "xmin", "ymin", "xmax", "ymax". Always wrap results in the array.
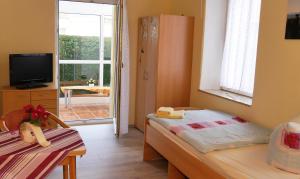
[
  {"xmin": 114, "ymin": 0, "xmax": 130, "ymax": 136},
  {"xmin": 57, "ymin": 0, "xmax": 120, "ymax": 128},
  {"xmin": 57, "ymin": 0, "xmax": 128, "ymax": 136}
]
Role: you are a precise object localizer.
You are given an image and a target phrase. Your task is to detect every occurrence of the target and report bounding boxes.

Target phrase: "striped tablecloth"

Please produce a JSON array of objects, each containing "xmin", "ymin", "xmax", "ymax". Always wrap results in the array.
[{"xmin": 0, "ymin": 128, "xmax": 84, "ymax": 179}]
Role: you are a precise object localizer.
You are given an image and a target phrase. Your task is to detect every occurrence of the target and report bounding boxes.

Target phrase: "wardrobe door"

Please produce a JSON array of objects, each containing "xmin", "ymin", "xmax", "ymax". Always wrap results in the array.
[
  {"xmin": 135, "ymin": 16, "xmax": 159, "ymax": 131},
  {"xmin": 156, "ymin": 15, "xmax": 194, "ymax": 108},
  {"xmin": 144, "ymin": 16, "xmax": 159, "ymax": 123},
  {"xmin": 135, "ymin": 17, "xmax": 149, "ymax": 131}
]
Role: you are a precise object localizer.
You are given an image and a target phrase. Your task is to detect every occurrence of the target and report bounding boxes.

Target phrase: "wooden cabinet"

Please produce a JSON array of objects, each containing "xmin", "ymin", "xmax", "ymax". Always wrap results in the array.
[
  {"xmin": 2, "ymin": 91, "xmax": 31, "ymax": 115},
  {"xmin": 135, "ymin": 15, "xmax": 194, "ymax": 131},
  {"xmin": 1, "ymin": 87, "xmax": 58, "ymax": 116}
]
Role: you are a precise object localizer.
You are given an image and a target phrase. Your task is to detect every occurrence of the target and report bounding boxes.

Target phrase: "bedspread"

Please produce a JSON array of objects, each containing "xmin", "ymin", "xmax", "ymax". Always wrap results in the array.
[{"xmin": 148, "ymin": 110, "xmax": 271, "ymax": 153}]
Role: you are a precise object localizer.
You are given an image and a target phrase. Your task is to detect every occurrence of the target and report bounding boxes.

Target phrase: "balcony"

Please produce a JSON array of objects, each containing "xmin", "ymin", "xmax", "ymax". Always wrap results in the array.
[{"xmin": 58, "ymin": 3, "xmax": 114, "ymax": 122}]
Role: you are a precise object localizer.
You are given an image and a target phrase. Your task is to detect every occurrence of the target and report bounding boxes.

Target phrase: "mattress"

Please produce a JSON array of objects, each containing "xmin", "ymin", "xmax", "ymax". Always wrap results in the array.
[
  {"xmin": 149, "ymin": 119, "xmax": 300, "ymax": 179},
  {"xmin": 148, "ymin": 110, "xmax": 271, "ymax": 153}
]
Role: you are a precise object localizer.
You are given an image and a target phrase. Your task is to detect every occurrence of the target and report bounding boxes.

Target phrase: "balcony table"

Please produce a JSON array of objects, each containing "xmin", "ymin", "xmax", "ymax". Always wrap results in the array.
[{"xmin": 60, "ymin": 86, "xmax": 110, "ymax": 108}]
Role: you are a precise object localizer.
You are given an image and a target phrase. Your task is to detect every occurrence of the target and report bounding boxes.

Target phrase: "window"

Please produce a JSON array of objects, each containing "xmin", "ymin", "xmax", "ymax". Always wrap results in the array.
[
  {"xmin": 59, "ymin": 1, "xmax": 114, "ymax": 87},
  {"xmin": 200, "ymin": 0, "xmax": 262, "ymax": 104},
  {"xmin": 220, "ymin": 0, "xmax": 262, "ymax": 97}
]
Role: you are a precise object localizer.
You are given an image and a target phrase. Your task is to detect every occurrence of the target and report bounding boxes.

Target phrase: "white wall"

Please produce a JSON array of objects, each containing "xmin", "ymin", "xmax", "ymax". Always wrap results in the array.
[{"xmin": 200, "ymin": 0, "xmax": 228, "ymax": 90}]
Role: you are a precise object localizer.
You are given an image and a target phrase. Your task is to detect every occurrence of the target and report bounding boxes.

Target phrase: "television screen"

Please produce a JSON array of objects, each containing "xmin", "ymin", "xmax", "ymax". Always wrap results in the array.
[
  {"xmin": 285, "ymin": 13, "xmax": 300, "ymax": 39},
  {"xmin": 9, "ymin": 53, "xmax": 53, "ymax": 86}
]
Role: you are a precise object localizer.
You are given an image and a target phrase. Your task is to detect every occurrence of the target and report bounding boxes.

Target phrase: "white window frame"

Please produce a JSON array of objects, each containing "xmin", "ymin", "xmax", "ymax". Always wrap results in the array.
[
  {"xmin": 59, "ymin": 12, "xmax": 113, "ymax": 87},
  {"xmin": 199, "ymin": 0, "xmax": 261, "ymax": 105}
]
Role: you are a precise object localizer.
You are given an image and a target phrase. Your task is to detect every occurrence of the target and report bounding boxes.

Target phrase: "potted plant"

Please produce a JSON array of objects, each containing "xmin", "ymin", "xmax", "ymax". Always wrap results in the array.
[{"xmin": 87, "ymin": 78, "xmax": 96, "ymax": 87}]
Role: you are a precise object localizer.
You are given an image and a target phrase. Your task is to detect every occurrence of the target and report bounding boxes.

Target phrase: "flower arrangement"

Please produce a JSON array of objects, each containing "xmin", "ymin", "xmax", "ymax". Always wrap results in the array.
[
  {"xmin": 19, "ymin": 104, "xmax": 51, "ymax": 147},
  {"xmin": 22, "ymin": 105, "xmax": 50, "ymax": 127},
  {"xmin": 87, "ymin": 78, "xmax": 96, "ymax": 85}
]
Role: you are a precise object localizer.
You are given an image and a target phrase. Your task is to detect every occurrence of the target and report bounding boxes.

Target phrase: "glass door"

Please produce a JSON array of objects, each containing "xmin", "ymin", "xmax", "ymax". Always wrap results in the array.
[{"xmin": 58, "ymin": 1, "xmax": 116, "ymax": 124}]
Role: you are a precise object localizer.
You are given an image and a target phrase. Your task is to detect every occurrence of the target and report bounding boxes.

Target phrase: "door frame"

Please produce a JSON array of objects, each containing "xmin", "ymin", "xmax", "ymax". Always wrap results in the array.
[{"xmin": 55, "ymin": 0, "xmax": 122, "ymax": 134}]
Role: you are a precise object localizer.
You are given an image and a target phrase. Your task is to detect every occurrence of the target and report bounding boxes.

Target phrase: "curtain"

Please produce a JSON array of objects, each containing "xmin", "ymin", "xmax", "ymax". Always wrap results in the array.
[
  {"xmin": 220, "ymin": 0, "xmax": 262, "ymax": 97},
  {"xmin": 119, "ymin": 0, "xmax": 130, "ymax": 135}
]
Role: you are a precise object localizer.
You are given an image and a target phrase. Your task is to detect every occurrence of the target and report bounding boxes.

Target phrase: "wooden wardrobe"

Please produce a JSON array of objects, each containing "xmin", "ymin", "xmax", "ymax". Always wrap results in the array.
[{"xmin": 135, "ymin": 15, "xmax": 194, "ymax": 131}]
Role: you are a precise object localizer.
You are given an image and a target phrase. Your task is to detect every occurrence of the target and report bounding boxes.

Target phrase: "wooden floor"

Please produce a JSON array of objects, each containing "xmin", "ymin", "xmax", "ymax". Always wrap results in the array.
[{"xmin": 47, "ymin": 124, "xmax": 168, "ymax": 179}]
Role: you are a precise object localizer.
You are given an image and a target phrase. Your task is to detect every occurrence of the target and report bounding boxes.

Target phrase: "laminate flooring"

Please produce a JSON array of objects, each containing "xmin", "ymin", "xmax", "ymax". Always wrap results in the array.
[{"xmin": 47, "ymin": 124, "xmax": 168, "ymax": 179}]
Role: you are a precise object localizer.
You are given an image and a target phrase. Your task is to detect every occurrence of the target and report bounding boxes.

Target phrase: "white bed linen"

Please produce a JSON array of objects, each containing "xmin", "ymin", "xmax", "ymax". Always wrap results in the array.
[
  {"xmin": 148, "ymin": 110, "xmax": 271, "ymax": 153},
  {"xmin": 149, "ymin": 120, "xmax": 300, "ymax": 179}
]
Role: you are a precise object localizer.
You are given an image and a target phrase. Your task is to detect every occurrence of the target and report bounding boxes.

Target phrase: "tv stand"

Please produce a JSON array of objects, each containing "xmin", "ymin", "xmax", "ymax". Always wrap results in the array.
[
  {"xmin": 16, "ymin": 83, "xmax": 48, "ymax": 89},
  {"xmin": 0, "ymin": 86, "xmax": 58, "ymax": 116}
]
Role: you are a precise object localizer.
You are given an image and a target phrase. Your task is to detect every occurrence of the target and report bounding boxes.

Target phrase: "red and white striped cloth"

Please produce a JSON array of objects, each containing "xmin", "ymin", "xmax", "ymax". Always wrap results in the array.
[{"xmin": 0, "ymin": 128, "xmax": 84, "ymax": 179}]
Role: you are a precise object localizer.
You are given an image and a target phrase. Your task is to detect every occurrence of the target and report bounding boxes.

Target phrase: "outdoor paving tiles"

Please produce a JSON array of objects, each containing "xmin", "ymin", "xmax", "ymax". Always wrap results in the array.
[{"xmin": 59, "ymin": 104, "xmax": 110, "ymax": 121}]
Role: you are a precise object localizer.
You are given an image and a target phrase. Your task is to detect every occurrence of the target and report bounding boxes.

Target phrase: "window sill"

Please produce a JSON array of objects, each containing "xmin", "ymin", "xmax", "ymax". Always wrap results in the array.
[{"xmin": 199, "ymin": 89, "xmax": 252, "ymax": 106}]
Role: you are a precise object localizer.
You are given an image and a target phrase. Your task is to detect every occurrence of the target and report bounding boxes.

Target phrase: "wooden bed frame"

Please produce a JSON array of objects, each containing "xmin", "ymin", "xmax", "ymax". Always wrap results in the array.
[{"xmin": 143, "ymin": 116, "xmax": 225, "ymax": 179}]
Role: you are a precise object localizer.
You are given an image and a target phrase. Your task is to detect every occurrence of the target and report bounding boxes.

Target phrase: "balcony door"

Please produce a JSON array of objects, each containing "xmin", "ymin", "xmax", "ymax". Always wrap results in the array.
[{"xmin": 58, "ymin": 0, "xmax": 117, "ymax": 126}]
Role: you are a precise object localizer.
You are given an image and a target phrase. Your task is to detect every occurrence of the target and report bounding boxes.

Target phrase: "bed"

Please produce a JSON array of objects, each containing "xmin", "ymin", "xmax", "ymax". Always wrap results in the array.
[{"xmin": 143, "ymin": 109, "xmax": 300, "ymax": 179}]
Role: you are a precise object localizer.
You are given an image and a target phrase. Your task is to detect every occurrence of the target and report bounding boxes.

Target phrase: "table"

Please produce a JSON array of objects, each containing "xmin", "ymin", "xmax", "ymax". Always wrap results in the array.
[
  {"xmin": 60, "ymin": 146, "xmax": 86, "ymax": 179},
  {"xmin": 60, "ymin": 86, "xmax": 110, "ymax": 108},
  {"xmin": 0, "ymin": 129, "xmax": 86, "ymax": 179}
]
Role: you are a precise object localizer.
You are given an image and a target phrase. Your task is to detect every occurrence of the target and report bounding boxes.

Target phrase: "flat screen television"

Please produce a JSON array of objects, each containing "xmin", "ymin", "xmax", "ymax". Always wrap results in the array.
[
  {"xmin": 285, "ymin": 13, "xmax": 300, "ymax": 39},
  {"xmin": 9, "ymin": 53, "xmax": 53, "ymax": 89}
]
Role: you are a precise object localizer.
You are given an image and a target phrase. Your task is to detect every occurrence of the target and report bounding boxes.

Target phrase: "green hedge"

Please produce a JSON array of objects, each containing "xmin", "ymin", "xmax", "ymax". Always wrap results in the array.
[
  {"xmin": 59, "ymin": 35, "xmax": 112, "ymax": 60},
  {"xmin": 59, "ymin": 35, "xmax": 100, "ymax": 60},
  {"xmin": 59, "ymin": 35, "xmax": 112, "ymax": 86},
  {"xmin": 104, "ymin": 37, "xmax": 112, "ymax": 60}
]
